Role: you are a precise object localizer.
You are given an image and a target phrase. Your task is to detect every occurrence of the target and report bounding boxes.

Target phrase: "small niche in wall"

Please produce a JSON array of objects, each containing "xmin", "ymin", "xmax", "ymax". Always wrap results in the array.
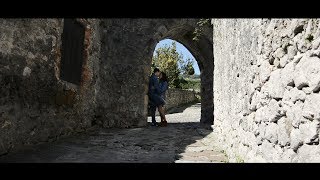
[
  {"xmin": 293, "ymin": 25, "xmax": 304, "ymax": 36},
  {"xmin": 60, "ymin": 19, "xmax": 85, "ymax": 85}
]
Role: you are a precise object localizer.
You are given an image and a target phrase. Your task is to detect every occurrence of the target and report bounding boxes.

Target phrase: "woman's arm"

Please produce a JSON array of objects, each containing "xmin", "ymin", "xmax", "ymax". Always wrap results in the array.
[{"xmin": 159, "ymin": 82, "xmax": 168, "ymax": 94}]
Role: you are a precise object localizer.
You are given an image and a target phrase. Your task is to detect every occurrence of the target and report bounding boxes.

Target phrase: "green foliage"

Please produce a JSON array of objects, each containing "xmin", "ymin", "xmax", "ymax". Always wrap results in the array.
[
  {"xmin": 181, "ymin": 58, "xmax": 195, "ymax": 75},
  {"xmin": 152, "ymin": 41, "xmax": 183, "ymax": 88},
  {"xmin": 193, "ymin": 19, "xmax": 210, "ymax": 41},
  {"xmin": 151, "ymin": 41, "xmax": 200, "ymax": 89},
  {"xmin": 179, "ymin": 77, "xmax": 200, "ymax": 91}
]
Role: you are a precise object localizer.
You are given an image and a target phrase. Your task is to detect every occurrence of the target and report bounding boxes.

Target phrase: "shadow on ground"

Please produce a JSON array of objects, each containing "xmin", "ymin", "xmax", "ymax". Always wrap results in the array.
[
  {"xmin": 166, "ymin": 101, "xmax": 201, "ymax": 115},
  {"xmin": 0, "ymin": 103, "xmax": 227, "ymax": 163},
  {"xmin": 147, "ymin": 101, "xmax": 201, "ymax": 116},
  {"xmin": 0, "ymin": 122, "xmax": 223, "ymax": 163}
]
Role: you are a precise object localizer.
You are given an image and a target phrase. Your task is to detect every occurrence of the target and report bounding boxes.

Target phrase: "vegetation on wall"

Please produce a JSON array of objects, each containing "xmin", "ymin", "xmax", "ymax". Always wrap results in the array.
[{"xmin": 193, "ymin": 18, "xmax": 211, "ymax": 41}]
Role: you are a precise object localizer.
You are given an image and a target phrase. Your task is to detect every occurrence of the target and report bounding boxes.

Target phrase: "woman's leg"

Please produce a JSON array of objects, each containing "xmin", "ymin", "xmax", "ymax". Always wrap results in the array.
[
  {"xmin": 158, "ymin": 105, "xmax": 167, "ymax": 126},
  {"xmin": 157, "ymin": 106, "xmax": 163, "ymax": 122}
]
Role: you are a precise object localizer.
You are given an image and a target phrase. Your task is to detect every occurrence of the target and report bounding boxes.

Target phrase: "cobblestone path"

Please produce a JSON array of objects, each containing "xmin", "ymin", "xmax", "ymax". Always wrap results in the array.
[{"xmin": 0, "ymin": 103, "xmax": 227, "ymax": 163}]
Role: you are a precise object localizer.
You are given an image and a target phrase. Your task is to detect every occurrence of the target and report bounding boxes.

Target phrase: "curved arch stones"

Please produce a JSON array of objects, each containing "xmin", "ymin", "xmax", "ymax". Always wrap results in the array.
[{"xmin": 96, "ymin": 19, "xmax": 213, "ymax": 128}]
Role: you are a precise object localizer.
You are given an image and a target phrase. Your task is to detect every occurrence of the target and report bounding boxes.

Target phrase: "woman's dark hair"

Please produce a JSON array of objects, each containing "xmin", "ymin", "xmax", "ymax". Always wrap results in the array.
[{"xmin": 160, "ymin": 72, "xmax": 168, "ymax": 82}]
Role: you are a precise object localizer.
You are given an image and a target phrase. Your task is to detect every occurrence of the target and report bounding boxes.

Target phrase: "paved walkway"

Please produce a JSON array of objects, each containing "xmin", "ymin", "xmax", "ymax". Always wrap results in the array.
[{"xmin": 0, "ymin": 103, "xmax": 227, "ymax": 163}]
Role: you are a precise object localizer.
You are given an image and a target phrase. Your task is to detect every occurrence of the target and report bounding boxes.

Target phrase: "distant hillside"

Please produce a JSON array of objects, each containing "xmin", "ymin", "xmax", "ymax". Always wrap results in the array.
[{"xmin": 181, "ymin": 74, "xmax": 200, "ymax": 80}]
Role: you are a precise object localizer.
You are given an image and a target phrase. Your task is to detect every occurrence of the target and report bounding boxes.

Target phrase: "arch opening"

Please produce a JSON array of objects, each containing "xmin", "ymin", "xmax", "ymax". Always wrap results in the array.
[
  {"xmin": 145, "ymin": 22, "xmax": 214, "ymax": 126},
  {"xmin": 95, "ymin": 19, "xmax": 213, "ymax": 128},
  {"xmin": 148, "ymin": 39, "xmax": 201, "ymax": 121}
]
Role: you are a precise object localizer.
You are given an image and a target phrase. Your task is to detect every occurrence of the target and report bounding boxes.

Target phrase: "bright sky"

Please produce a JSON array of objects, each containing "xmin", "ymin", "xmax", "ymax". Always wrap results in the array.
[{"xmin": 153, "ymin": 39, "xmax": 200, "ymax": 75}]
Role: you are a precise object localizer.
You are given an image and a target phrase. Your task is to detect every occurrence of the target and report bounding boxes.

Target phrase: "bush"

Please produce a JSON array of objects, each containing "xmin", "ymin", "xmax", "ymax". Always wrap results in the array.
[{"xmin": 176, "ymin": 77, "xmax": 200, "ymax": 91}]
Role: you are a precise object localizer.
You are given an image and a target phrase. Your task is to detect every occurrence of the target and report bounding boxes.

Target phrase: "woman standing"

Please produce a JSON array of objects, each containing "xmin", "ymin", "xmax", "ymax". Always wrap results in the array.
[{"xmin": 158, "ymin": 72, "xmax": 168, "ymax": 127}]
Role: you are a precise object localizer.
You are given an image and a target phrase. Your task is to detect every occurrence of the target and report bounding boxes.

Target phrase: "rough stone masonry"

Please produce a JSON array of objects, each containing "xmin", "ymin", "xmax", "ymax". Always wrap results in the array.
[
  {"xmin": 212, "ymin": 19, "xmax": 320, "ymax": 162},
  {"xmin": 165, "ymin": 89, "xmax": 198, "ymax": 111},
  {"xmin": 0, "ymin": 18, "xmax": 213, "ymax": 156},
  {"xmin": 0, "ymin": 19, "xmax": 102, "ymax": 155},
  {"xmin": 1, "ymin": 18, "xmax": 320, "ymax": 162}
]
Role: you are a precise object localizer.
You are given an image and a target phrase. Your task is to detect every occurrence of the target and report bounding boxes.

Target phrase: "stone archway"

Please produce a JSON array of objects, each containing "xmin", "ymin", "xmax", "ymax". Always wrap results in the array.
[
  {"xmin": 149, "ymin": 23, "xmax": 213, "ymax": 126},
  {"xmin": 96, "ymin": 19, "xmax": 213, "ymax": 128}
]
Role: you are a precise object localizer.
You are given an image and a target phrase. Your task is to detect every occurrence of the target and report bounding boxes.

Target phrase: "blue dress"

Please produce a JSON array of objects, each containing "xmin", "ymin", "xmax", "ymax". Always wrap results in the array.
[
  {"xmin": 159, "ymin": 81, "xmax": 168, "ymax": 100},
  {"xmin": 148, "ymin": 74, "xmax": 165, "ymax": 106}
]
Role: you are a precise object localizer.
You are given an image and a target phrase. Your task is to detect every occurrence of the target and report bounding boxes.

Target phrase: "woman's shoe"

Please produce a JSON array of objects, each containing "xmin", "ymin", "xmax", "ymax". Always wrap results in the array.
[
  {"xmin": 159, "ymin": 121, "xmax": 167, "ymax": 127},
  {"xmin": 161, "ymin": 121, "xmax": 168, "ymax": 126}
]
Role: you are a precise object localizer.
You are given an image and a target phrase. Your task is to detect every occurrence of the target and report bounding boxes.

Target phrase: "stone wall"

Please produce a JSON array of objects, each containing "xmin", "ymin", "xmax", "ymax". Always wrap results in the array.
[
  {"xmin": 165, "ymin": 88, "xmax": 199, "ymax": 111},
  {"xmin": 212, "ymin": 19, "xmax": 320, "ymax": 162},
  {"xmin": 0, "ymin": 19, "xmax": 102, "ymax": 155},
  {"xmin": 94, "ymin": 19, "xmax": 155, "ymax": 128},
  {"xmin": 0, "ymin": 18, "xmax": 213, "ymax": 156},
  {"xmin": 95, "ymin": 19, "xmax": 213, "ymax": 128}
]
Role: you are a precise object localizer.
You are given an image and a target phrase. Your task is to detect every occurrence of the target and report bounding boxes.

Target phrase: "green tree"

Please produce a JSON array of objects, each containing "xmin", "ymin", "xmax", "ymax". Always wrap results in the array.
[
  {"xmin": 152, "ymin": 41, "xmax": 183, "ymax": 88},
  {"xmin": 181, "ymin": 58, "xmax": 195, "ymax": 75}
]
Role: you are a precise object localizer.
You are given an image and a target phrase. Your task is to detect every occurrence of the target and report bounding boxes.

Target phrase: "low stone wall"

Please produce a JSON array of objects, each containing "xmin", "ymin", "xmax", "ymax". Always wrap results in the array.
[
  {"xmin": 212, "ymin": 19, "xmax": 320, "ymax": 162},
  {"xmin": 149, "ymin": 88, "xmax": 198, "ymax": 116},
  {"xmin": 165, "ymin": 88, "xmax": 199, "ymax": 111}
]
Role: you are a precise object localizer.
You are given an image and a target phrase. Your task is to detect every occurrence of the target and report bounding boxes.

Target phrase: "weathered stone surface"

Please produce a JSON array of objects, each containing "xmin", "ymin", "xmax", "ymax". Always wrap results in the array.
[
  {"xmin": 265, "ymin": 20, "xmax": 277, "ymax": 36},
  {"xmin": 294, "ymin": 56, "xmax": 320, "ymax": 91},
  {"xmin": 0, "ymin": 19, "xmax": 100, "ymax": 155},
  {"xmin": 295, "ymin": 144, "xmax": 320, "ymax": 162},
  {"xmin": 265, "ymin": 122, "xmax": 279, "ymax": 144},
  {"xmin": 287, "ymin": 45, "xmax": 297, "ymax": 60},
  {"xmin": 280, "ymin": 148, "xmax": 296, "ymax": 162},
  {"xmin": 285, "ymin": 100, "xmax": 304, "ymax": 128},
  {"xmin": 250, "ymin": 91, "xmax": 271, "ymax": 111},
  {"xmin": 299, "ymin": 121, "xmax": 320, "ymax": 144},
  {"xmin": 2, "ymin": 18, "xmax": 320, "ymax": 163},
  {"xmin": 246, "ymin": 113, "xmax": 259, "ymax": 135},
  {"xmin": 279, "ymin": 54, "xmax": 289, "ymax": 68},
  {"xmin": 249, "ymin": 91, "xmax": 259, "ymax": 111},
  {"xmin": 312, "ymin": 37, "xmax": 320, "ymax": 50},
  {"xmin": 22, "ymin": 67, "xmax": 32, "ymax": 77},
  {"xmin": 273, "ymin": 58, "xmax": 280, "ymax": 68},
  {"xmin": 241, "ymin": 131, "xmax": 257, "ymax": 147},
  {"xmin": 298, "ymin": 40, "xmax": 312, "ymax": 53},
  {"xmin": 261, "ymin": 69, "xmax": 285, "ymax": 99},
  {"xmin": 302, "ymin": 87, "xmax": 313, "ymax": 94},
  {"xmin": 259, "ymin": 60, "xmax": 272, "ymax": 83},
  {"xmin": 290, "ymin": 128, "xmax": 303, "ymax": 151},
  {"xmin": 98, "ymin": 18, "xmax": 213, "ymax": 128},
  {"xmin": 293, "ymin": 53, "xmax": 304, "ymax": 63},
  {"xmin": 274, "ymin": 48, "xmax": 286, "ymax": 59},
  {"xmin": 311, "ymin": 49, "xmax": 320, "ymax": 57},
  {"xmin": 283, "ymin": 87, "xmax": 306, "ymax": 103},
  {"xmin": 303, "ymin": 93, "xmax": 320, "ymax": 120},
  {"xmin": 0, "ymin": 18, "xmax": 214, "ymax": 156},
  {"xmin": 289, "ymin": 19, "xmax": 305, "ymax": 37},
  {"xmin": 304, "ymin": 20, "xmax": 313, "ymax": 38},
  {"xmin": 281, "ymin": 61, "xmax": 296, "ymax": 87},
  {"xmin": 260, "ymin": 140, "xmax": 281, "ymax": 162},
  {"xmin": 213, "ymin": 19, "xmax": 320, "ymax": 162},
  {"xmin": 165, "ymin": 89, "xmax": 198, "ymax": 111},
  {"xmin": 255, "ymin": 99, "xmax": 283, "ymax": 123},
  {"xmin": 277, "ymin": 117, "xmax": 291, "ymax": 147}
]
